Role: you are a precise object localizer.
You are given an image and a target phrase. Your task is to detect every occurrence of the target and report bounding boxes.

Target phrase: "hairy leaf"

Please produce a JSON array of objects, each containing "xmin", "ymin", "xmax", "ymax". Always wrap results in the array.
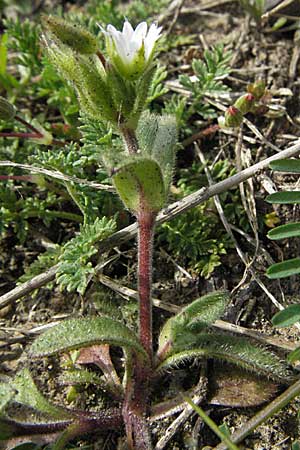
[
  {"xmin": 137, "ymin": 112, "xmax": 178, "ymax": 191},
  {"xmin": 157, "ymin": 333, "xmax": 289, "ymax": 380},
  {"xmin": 112, "ymin": 158, "xmax": 166, "ymax": 213},
  {"xmin": 0, "ymin": 383, "xmax": 16, "ymax": 414},
  {"xmin": 158, "ymin": 291, "xmax": 228, "ymax": 351},
  {"xmin": 13, "ymin": 369, "xmax": 72, "ymax": 420},
  {"xmin": 29, "ymin": 317, "xmax": 149, "ymax": 363},
  {"xmin": 59, "ymin": 369, "xmax": 105, "ymax": 387}
]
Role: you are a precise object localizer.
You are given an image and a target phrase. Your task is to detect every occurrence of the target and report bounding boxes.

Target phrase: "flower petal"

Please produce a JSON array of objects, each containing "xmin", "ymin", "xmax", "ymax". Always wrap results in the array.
[{"xmin": 122, "ymin": 21, "xmax": 134, "ymax": 40}]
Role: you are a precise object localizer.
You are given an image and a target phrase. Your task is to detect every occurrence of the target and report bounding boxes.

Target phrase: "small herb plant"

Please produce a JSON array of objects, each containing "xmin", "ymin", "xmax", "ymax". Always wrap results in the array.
[{"xmin": 0, "ymin": 16, "xmax": 291, "ymax": 450}]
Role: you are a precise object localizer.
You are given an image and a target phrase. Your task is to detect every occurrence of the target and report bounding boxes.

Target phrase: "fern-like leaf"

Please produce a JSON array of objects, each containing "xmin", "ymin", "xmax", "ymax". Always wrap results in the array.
[{"xmin": 56, "ymin": 216, "xmax": 116, "ymax": 294}]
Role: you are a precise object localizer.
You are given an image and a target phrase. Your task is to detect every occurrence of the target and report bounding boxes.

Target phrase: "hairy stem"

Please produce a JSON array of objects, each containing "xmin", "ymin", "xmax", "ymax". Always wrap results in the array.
[
  {"xmin": 121, "ymin": 126, "xmax": 139, "ymax": 154},
  {"xmin": 121, "ymin": 212, "xmax": 156, "ymax": 448},
  {"xmin": 137, "ymin": 211, "xmax": 156, "ymax": 361},
  {"xmin": 1, "ymin": 408, "xmax": 123, "ymax": 437}
]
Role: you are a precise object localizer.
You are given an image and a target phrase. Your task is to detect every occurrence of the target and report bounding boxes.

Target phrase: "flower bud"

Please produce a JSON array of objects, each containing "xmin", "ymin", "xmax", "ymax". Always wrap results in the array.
[
  {"xmin": 224, "ymin": 106, "xmax": 243, "ymax": 128},
  {"xmin": 234, "ymin": 93, "xmax": 255, "ymax": 114},
  {"xmin": 42, "ymin": 16, "xmax": 98, "ymax": 55},
  {"xmin": 247, "ymin": 80, "xmax": 266, "ymax": 101},
  {"xmin": 0, "ymin": 97, "xmax": 16, "ymax": 120}
]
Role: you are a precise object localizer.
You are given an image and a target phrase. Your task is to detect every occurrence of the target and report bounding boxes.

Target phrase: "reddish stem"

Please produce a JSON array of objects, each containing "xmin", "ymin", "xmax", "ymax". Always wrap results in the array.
[
  {"xmin": 0, "ymin": 132, "xmax": 42, "ymax": 139},
  {"xmin": 15, "ymin": 115, "xmax": 41, "ymax": 134},
  {"xmin": 121, "ymin": 126, "xmax": 139, "ymax": 154},
  {"xmin": 137, "ymin": 210, "xmax": 156, "ymax": 362}
]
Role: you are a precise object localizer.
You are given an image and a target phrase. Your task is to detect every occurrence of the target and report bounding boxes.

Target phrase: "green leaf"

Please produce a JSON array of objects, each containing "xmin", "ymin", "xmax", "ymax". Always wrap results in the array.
[
  {"xmin": 287, "ymin": 347, "xmax": 300, "ymax": 364},
  {"xmin": 292, "ymin": 441, "xmax": 300, "ymax": 450},
  {"xmin": 59, "ymin": 369, "xmax": 105, "ymax": 387},
  {"xmin": 266, "ymin": 258, "xmax": 300, "ymax": 279},
  {"xmin": 0, "ymin": 383, "xmax": 16, "ymax": 414},
  {"xmin": 158, "ymin": 291, "xmax": 228, "ymax": 351},
  {"xmin": 112, "ymin": 158, "xmax": 166, "ymax": 213},
  {"xmin": 56, "ymin": 217, "xmax": 116, "ymax": 294},
  {"xmin": 157, "ymin": 333, "xmax": 289, "ymax": 380},
  {"xmin": 13, "ymin": 369, "xmax": 72, "ymax": 419},
  {"xmin": 29, "ymin": 317, "xmax": 149, "ymax": 363},
  {"xmin": 270, "ymin": 159, "xmax": 300, "ymax": 173},
  {"xmin": 272, "ymin": 304, "xmax": 300, "ymax": 327},
  {"xmin": 268, "ymin": 223, "xmax": 300, "ymax": 240},
  {"xmin": 266, "ymin": 191, "xmax": 300, "ymax": 204},
  {"xmin": 137, "ymin": 112, "xmax": 178, "ymax": 191}
]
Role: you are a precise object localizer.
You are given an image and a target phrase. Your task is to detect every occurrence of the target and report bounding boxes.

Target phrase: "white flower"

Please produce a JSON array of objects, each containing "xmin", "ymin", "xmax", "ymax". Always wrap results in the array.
[{"xmin": 100, "ymin": 20, "xmax": 162, "ymax": 79}]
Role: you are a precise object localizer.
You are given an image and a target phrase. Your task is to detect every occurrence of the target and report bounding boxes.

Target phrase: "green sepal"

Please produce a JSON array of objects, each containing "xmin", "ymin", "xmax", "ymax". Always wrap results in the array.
[
  {"xmin": 266, "ymin": 191, "xmax": 300, "ymax": 204},
  {"xmin": 137, "ymin": 112, "xmax": 178, "ymax": 192},
  {"xmin": 270, "ymin": 158, "xmax": 300, "ymax": 173},
  {"xmin": 106, "ymin": 66, "xmax": 136, "ymax": 120},
  {"xmin": 247, "ymin": 80, "xmax": 266, "ymax": 100},
  {"xmin": 158, "ymin": 291, "xmax": 228, "ymax": 353},
  {"xmin": 266, "ymin": 257, "xmax": 300, "ymax": 279},
  {"xmin": 127, "ymin": 65, "xmax": 156, "ymax": 128},
  {"xmin": 74, "ymin": 54, "xmax": 116, "ymax": 123},
  {"xmin": 42, "ymin": 16, "xmax": 98, "ymax": 54},
  {"xmin": 224, "ymin": 106, "xmax": 243, "ymax": 128},
  {"xmin": 272, "ymin": 304, "xmax": 300, "ymax": 328},
  {"xmin": 29, "ymin": 317, "xmax": 149, "ymax": 364},
  {"xmin": 44, "ymin": 38, "xmax": 115, "ymax": 124},
  {"xmin": 268, "ymin": 222, "xmax": 300, "ymax": 240},
  {"xmin": 233, "ymin": 93, "xmax": 255, "ymax": 114},
  {"xmin": 112, "ymin": 158, "xmax": 166, "ymax": 213},
  {"xmin": 13, "ymin": 369, "xmax": 72, "ymax": 419}
]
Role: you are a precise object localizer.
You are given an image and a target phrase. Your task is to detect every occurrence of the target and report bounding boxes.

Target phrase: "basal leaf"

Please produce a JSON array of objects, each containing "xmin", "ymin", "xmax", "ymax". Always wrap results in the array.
[
  {"xmin": 29, "ymin": 317, "xmax": 149, "ymax": 363},
  {"xmin": 272, "ymin": 304, "xmax": 300, "ymax": 327},
  {"xmin": 157, "ymin": 333, "xmax": 289, "ymax": 380},
  {"xmin": 266, "ymin": 191, "xmax": 300, "ymax": 204},
  {"xmin": 268, "ymin": 223, "xmax": 300, "ymax": 240},
  {"xmin": 270, "ymin": 159, "xmax": 300, "ymax": 173},
  {"xmin": 13, "ymin": 369, "xmax": 72, "ymax": 420},
  {"xmin": 0, "ymin": 383, "xmax": 16, "ymax": 415},
  {"xmin": 112, "ymin": 158, "xmax": 166, "ymax": 213},
  {"xmin": 158, "ymin": 291, "xmax": 228, "ymax": 352},
  {"xmin": 266, "ymin": 258, "xmax": 300, "ymax": 279}
]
